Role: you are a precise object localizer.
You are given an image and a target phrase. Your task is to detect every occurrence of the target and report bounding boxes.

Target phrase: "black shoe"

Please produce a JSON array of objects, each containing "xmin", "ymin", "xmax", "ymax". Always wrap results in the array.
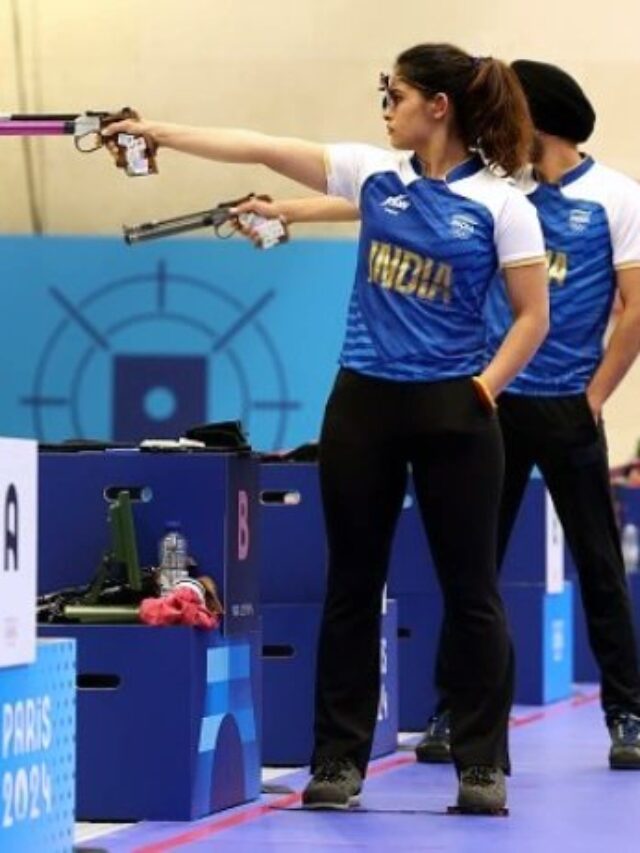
[
  {"xmin": 609, "ymin": 713, "xmax": 640, "ymax": 769},
  {"xmin": 457, "ymin": 766, "xmax": 507, "ymax": 813},
  {"xmin": 302, "ymin": 757, "xmax": 362, "ymax": 810},
  {"xmin": 415, "ymin": 711, "xmax": 452, "ymax": 764}
]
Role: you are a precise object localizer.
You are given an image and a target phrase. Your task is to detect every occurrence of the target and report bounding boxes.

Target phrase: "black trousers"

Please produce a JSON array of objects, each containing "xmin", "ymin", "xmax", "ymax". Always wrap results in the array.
[
  {"xmin": 312, "ymin": 369, "xmax": 513, "ymax": 776},
  {"xmin": 436, "ymin": 392, "xmax": 640, "ymax": 719}
]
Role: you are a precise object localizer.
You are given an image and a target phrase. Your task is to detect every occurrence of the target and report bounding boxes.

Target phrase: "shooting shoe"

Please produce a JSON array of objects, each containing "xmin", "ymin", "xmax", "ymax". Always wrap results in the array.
[
  {"xmin": 609, "ymin": 713, "xmax": 640, "ymax": 769},
  {"xmin": 415, "ymin": 710, "xmax": 452, "ymax": 763},
  {"xmin": 457, "ymin": 766, "xmax": 507, "ymax": 813},
  {"xmin": 302, "ymin": 757, "xmax": 362, "ymax": 810}
]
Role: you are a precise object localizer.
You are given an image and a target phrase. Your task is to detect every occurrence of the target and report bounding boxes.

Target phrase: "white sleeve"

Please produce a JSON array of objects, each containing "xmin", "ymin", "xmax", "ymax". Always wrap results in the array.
[
  {"xmin": 325, "ymin": 143, "xmax": 389, "ymax": 205},
  {"xmin": 608, "ymin": 178, "xmax": 640, "ymax": 268},
  {"xmin": 494, "ymin": 189, "xmax": 546, "ymax": 267}
]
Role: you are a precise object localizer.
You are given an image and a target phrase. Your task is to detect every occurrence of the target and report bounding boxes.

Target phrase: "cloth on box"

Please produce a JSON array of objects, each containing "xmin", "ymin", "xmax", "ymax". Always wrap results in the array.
[{"xmin": 140, "ymin": 579, "xmax": 222, "ymax": 629}]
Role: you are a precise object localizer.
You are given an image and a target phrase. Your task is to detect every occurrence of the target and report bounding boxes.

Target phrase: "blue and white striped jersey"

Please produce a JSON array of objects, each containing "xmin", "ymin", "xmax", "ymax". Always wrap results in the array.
[
  {"xmin": 325, "ymin": 144, "xmax": 545, "ymax": 382},
  {"xmin": 486, "ymin": 156, "xmax": 640, "ymax": 395}
]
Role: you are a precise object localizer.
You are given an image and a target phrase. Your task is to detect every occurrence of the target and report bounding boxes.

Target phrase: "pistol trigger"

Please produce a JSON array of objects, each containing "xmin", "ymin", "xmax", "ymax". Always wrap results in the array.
[{"xmin": 74, "ymin": 131, "xmax": 102, "ymax": 153}]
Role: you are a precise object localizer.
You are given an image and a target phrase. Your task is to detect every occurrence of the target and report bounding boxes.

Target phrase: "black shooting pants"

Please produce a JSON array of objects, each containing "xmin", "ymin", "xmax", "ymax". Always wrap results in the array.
[{"xmin": 312, "ymin": 369, "xmax": 513, "ymax": 775}]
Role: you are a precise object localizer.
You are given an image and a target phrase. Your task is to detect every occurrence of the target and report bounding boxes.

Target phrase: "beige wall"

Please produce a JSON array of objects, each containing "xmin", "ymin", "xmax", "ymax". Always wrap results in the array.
[{"xmin": 1, "ymin": 0, "xmax": 639, "ymax": 459}]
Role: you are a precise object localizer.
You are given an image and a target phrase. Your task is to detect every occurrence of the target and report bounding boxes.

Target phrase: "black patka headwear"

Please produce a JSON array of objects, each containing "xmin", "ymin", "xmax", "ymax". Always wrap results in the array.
[{"xmin": 512, "ymin": 59, "xmax": 596, "ymax": 143}]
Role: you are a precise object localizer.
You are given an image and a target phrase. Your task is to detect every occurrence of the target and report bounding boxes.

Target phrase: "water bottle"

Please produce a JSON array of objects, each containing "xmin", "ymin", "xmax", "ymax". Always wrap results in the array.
[
  {"xmin": 621, "ymin": 523, "xmax": 640, "ymax": 574},
  {"xmin": 157, "ymin": 521, "xmax": 189, "ymax": 594}
]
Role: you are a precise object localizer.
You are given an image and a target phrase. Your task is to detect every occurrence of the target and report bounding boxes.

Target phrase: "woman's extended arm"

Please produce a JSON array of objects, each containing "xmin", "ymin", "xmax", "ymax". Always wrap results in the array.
[
  {"xmin": 234, "ymin": 195, "xmax": 360, "ymax": 223},
  {"xmin": 103, "ymin": 119, "xmax": 329, "ymax": 191},
  {"xmin": 230, "ymin": 195, "xmax": 360, "ymax": 247}
]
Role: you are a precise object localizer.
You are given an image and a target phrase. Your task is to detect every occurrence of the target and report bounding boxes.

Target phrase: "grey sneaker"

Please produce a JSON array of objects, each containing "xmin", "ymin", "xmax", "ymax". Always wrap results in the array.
[
  {"xmin": 302, "ymin": 757, "xmax": 362, "ymax": 810},
  {"xmin": 415, "ymin": 711, "xmax": 452, "ymax": 764},
  {"xmin": 457, "ymin": 766, "xmax": 507, "ymax": 813},
  {"xmin": 609, "ymin": 713, "xmax": 640, "ymax": 769}
]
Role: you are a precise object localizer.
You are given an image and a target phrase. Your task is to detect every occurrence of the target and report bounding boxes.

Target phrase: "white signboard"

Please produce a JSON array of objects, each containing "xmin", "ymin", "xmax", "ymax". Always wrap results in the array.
[
  {"xmin": 0, "ymin": 438, "xmax": 37, "ymax": 668},
  {"xmin": 545, "ymin": 489, "xmax": 564, "ymax": 594}
]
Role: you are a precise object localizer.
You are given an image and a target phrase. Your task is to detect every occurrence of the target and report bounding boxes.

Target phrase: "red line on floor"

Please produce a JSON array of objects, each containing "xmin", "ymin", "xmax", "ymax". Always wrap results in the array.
[
  {"xmin": 570, "ymin": 690, "xmax": 601, "ymax": 708},
  {"xmin": 509, "ymin": 689, "xmax": 600, "ymax": 728},
  {"xmin": 509, "ymin": 710, "xmax": 546, "ymax": 728},
  {"xmin": 132, "ymin": 754, "xmax": 413, "ymax": 853},
  {"xmin": 132, "ymin": 793, "xmax": 300, "ymax": 853},
  {"xmin": 132, "ymin": 689, "xmax": 601, "ymax": 852}
]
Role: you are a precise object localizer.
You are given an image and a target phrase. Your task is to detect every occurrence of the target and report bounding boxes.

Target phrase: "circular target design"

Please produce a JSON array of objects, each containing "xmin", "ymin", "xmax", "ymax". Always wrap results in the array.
[{"xmin": 24, "ymin": 261, "xmax": 298, "ymax": 449}]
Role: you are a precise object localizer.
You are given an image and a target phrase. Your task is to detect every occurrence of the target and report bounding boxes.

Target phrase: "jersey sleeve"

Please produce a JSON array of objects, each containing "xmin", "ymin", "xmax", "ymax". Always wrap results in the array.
[
  {"xmin": 325, "ymin": 143, "xmax": 389, "ymax": 205},
  {"xmin": 494, "ymin": 189, "xmax": 546, "ymax": 268},
  {"xmin": 608, "ymin": 178, "xmax": 640, "ymax": 269}
]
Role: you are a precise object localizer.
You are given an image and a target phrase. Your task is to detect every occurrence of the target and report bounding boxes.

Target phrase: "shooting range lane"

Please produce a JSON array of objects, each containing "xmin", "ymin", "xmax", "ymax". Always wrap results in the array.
[{"xmin": 75, "ymin": 689, "xmax": 640, "ymax": 853}]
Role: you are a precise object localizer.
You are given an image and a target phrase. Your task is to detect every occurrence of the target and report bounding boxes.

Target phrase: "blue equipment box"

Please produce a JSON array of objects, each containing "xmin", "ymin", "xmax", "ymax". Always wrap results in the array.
[
  {"xmin": 259, "ymin": 463, "xmax": 328, "ymax": 603},
  {"xmin": 563, "ymin": 545, "xmax": 598, "ymax": 681},
  {"xmin": 571, "ymin": 568, "xmax": 640, "ymax": 683},
  {"xmin": 39, "ymin": 625, "xmax": 260, "ymax": 821},
  {"xmin": 0, "ymin": 639, "xmax": 76, "ymax": 853},
  {"xmin": 261, "ymin": 600, "xmax": 398, "ymax": 765},
  {"xmin": 396, "ymin": 582, "xmax": 574, "ymax": 729},
  {"xmin": 565, "ymin": 534, "xmax": 640, "ymax": 682},
  {"xmin": 259, "ymin": 462, "xmax": 440, "ymax": 601},
  {"xmin": 501, "ymin": 470, "xmax": 565, "ymax": 588},
  {"xmin": 503, "ymin": 581, "xmax": 574, "ymax": 704},
  {"xmin": 571, "ymin": 590, "xmax": 599, "ymax": 683},
  {"xmin": 38, "ymin": 450, "xmax": 259, "ymax": 635}
]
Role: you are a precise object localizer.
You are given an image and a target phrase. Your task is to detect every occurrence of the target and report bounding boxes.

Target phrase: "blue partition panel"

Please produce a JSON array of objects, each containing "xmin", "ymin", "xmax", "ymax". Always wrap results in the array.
[
  {"xmin": 38, "ymin": 450, "xmax": 259, "ymax": 635},
  {"xmin": 388, "ymin": 481, "xmax": 439, "ymax": 597},
  {"xmin": 396, "ymin": 593, "xmax": 442, "ymax": 730},
  {"xmin": 628, "ymin": 572, "xmax": 640, "ymax": 661},
  {"xmin": 261, "ymin": 601, "xmax": 398, "ymax": 765},
  {"xmin": 39, "ymin": 625, "xmax": 260, "ymax": 821},
  {"xmin": 0, "ymin": 639, "xmax": 75, "ymax": 853},
  {"xmin": 501, "ymin": 471, "xmax": 565, "ymax": 588},
  {"xmin": 390, "ymin": 472, "xmax": 564, "ymax": 595}
]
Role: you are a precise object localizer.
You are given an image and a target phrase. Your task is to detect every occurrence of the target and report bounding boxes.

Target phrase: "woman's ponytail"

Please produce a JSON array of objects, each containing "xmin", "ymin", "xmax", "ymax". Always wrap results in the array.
[
  {"xmin": 460, "ymin": 58, "xmax": 534, "ymax": 175},
  {"xmin": 395, "ymin": 44, "xmax": 534, "ymax": 176}
]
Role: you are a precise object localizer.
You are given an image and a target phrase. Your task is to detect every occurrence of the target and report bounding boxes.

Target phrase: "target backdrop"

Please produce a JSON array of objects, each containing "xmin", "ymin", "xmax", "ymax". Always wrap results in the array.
[{"xmin": 0, "ymin": 236, "xmax": 355, "ymax": 450}]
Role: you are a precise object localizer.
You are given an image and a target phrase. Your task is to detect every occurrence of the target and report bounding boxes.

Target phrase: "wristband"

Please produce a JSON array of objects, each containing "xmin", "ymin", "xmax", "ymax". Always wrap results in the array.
[{"xmin": 471, "ymin": 376, "xmax": 497, "ymax": 412}]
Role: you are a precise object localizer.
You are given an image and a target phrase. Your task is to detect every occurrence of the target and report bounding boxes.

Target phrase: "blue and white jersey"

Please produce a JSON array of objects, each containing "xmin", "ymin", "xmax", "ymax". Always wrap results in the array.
[
  {"xmin": 325, "ymin": 144, "xmax": 545, "ymax": 382},
  {"xmin": 486, "ymin": 157, "xmax": 640, "ymax": 395}
]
